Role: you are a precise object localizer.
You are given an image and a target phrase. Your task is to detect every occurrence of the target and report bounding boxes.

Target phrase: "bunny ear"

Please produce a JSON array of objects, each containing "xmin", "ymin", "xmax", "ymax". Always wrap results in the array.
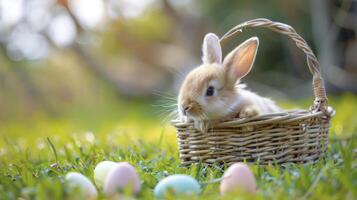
[
  {"xmin": 223, "ymin": 37, "xmax": 259, "ymax": 82},
  {"xmin": 202, "ymin": 33, "xmax": 222, "ymax": 64}
]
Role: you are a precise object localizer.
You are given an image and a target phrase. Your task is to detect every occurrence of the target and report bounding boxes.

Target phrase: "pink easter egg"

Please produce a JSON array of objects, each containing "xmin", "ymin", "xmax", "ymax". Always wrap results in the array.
[
  {"xmin": 103, "ymin": 162, "xmax": 141, "ymax": 196},
  {"xmin": 220, "ymin": 162, "xmax": 257, "ymax": 195}
]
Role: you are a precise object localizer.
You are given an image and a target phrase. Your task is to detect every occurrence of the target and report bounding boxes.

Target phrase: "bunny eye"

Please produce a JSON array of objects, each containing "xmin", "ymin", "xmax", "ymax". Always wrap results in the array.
[{"xmin": 206, "ymin": 86, "xmax": 215, "ymax": 96}]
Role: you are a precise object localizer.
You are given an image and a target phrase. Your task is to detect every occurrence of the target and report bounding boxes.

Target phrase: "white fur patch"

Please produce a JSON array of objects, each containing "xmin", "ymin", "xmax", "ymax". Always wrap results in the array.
[{"xmin": 202, "ymin": 33, "xmax": 222, "ymax": 64}]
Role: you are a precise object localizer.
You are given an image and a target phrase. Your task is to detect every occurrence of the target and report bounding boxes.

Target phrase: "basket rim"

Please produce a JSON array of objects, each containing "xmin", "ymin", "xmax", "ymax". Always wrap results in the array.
[{"xmin": 171, "ymin": 107, "xmax": 335, "ymax": 128}]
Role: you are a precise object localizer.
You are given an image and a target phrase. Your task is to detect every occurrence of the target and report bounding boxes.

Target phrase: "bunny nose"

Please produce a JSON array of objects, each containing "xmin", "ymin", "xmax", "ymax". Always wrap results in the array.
[{"xmin": 183, "ymin": 105, "xmax": 192, "ymax": 115}]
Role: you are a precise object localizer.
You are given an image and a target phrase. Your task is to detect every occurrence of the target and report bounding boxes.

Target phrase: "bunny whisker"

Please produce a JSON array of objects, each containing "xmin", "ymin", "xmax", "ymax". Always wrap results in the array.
[{"xmin": 162, "ymin": 110, "xmax": 179, "ymax": 124}]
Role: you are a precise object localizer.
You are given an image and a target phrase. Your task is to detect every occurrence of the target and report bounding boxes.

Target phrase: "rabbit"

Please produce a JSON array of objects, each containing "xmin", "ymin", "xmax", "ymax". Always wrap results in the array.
[{"xmin": 177, "ymin": 33, "xmax": 282, "ymax": 132}]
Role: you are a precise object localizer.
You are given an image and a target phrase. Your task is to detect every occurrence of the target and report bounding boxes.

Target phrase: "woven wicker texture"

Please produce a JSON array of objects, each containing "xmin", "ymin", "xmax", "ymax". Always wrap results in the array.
[{"xmin": 172, "ymin": 18, "xmax": 335, "ymax": 166}]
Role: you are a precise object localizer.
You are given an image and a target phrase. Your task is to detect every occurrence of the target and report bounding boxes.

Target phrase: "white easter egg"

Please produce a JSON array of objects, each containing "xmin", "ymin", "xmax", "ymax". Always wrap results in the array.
[
  {"xmin": 220, "ymin": 163, "xmax": 256, "ymax": 195},
  {"xmin": 154, "ymin": 174, "xmax": 201, "ymax": 198},
  {"xmin": 103, "ymin": 162, "xmax": 141, "ymax": 196},
  {"xmin": 94, "ymin": 160, "xmax": 117, "ymax": 188},
  {"xmin": 65, "ymin": 172, "xmax": 98, "ymax": 199}
]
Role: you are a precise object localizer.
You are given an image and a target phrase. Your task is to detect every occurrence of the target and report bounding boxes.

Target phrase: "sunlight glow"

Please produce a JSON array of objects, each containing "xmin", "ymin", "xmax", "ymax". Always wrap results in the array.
[
  {"xmin": 69, "ymin": 0, "xmax": 105, "ymax": 29},
  {"xmin": 48, "ymin": 11, "xmax": 77, "ymax": 47},
  {"xmin": 0, "ymin": 0, "xmax": 24, "ymax": 28},
  {"xmin": 25, "ymin": 0, "xmax": 54, "ymax": 31},
  {"xmin": 6, "ymin": 24, "xmax": 48, "ymax": 60}
]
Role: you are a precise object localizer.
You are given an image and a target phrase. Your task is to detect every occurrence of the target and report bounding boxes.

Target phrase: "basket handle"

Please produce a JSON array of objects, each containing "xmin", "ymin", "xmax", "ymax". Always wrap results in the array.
[{"xmin": 220, "ymin": 18, "xmax": 329, "ymax": 115}]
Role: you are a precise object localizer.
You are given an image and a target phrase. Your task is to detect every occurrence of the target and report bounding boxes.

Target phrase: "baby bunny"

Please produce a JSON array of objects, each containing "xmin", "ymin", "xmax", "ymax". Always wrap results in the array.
[{"xmin": 178, "ymin": 33, "xmax": 281, "ymax": 131}]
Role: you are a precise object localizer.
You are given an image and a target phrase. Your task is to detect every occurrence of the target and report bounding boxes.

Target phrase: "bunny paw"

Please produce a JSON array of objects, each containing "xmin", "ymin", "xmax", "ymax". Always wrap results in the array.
[{"xmin": 240, "ymin": 105, "xmax": 260, "ymax": 118}]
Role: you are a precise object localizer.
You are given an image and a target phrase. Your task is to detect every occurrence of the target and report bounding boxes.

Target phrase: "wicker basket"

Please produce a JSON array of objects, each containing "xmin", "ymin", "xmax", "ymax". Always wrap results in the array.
[{"xmin": 171, "ymin": 18, "xmax": 335, "ymax": 166}]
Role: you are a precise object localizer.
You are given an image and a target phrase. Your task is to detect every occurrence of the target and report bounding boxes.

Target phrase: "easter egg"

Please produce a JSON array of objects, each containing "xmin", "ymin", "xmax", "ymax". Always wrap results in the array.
[
  {"xmin": 65, "ymin": 172, "xmax": 98, "ymax": 199},
  {"xmin": 103, "ymin": 162, "xmax": 141, "ymax": 196},
  {"xmin": 94, "ymin": 160, "xmax": 117, "ymax": 188},
  {"xmin": 220, "ymin": 163, "xmax": 256, "ymax": 195},
  {"xmin": 154, "ymin": 174, "xmax": 201, "ymax": 198}
]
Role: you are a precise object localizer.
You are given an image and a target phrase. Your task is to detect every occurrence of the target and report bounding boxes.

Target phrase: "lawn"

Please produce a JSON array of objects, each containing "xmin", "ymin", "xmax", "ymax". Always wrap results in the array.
[{"xmin": 0, "ymin": 95, "xmax": 356, "ymax": 200}]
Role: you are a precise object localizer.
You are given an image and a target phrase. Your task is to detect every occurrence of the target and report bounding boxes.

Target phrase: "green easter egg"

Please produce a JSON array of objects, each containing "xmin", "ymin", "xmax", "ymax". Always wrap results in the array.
[
  {"xmin": 154, "ymin": 174, "xmax": 201, "ymax": 198},
  {"xmin": 65, "ymin": 172, "xmax": 98, "ymax": 199},
  {"xmin": 94, "ymin": 161, "xmax": 117, "ymax": 188}
]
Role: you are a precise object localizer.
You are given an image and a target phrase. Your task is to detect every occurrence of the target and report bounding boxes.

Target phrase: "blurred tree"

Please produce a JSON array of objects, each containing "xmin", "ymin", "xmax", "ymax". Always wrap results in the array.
[{"xmin": 310, "ymin": 0, "xmax": 357, "ymax": 93}]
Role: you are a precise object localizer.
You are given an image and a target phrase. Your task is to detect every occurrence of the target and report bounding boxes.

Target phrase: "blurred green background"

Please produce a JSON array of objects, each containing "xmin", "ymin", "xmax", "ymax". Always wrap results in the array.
[
  {"xmin": 0, "ymin": 0, "xmax": 356, "ymax": 143},
  {"xmin": 0, "ymin": 1, "xmax": 356, "ymax": 199}
]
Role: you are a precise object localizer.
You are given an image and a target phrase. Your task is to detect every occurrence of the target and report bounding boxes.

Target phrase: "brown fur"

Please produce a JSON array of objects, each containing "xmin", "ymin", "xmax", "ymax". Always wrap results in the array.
[{"xmin": 178, "ymin": 34, "xmax": 281, "ymax": 132}]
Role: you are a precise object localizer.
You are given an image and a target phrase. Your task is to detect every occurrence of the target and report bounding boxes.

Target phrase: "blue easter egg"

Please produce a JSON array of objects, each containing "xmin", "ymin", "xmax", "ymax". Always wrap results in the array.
[{"xmin": 154, "ymin": 174, "xmax": 201, "ymax": 198}]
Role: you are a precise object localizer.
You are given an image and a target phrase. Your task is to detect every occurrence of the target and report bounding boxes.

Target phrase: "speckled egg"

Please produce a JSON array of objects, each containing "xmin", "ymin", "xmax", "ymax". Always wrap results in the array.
[
  {"xmin": 65, "ymin": 172, "xmax": 98, "ymax": 199},
  {"xmin": 220, "ymin": 163, "xmax": 256, "ymax": 195},
  {"xmin": 94, "ymin": 160, "xmax": 117, "ymax": 188},
  {"xmin": 103, "ymin": 162, "xmax": 141, "ymax": 196},
  {"xmin": 154, "ymin": 174, "xmax": 201, "ymax": 198}
]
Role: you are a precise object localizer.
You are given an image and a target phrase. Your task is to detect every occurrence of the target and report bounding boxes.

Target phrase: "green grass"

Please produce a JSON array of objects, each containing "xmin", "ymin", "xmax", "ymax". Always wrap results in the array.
[{"xmin": 0, "ymin": 95, "xmax": 356, "ymax": 200}]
